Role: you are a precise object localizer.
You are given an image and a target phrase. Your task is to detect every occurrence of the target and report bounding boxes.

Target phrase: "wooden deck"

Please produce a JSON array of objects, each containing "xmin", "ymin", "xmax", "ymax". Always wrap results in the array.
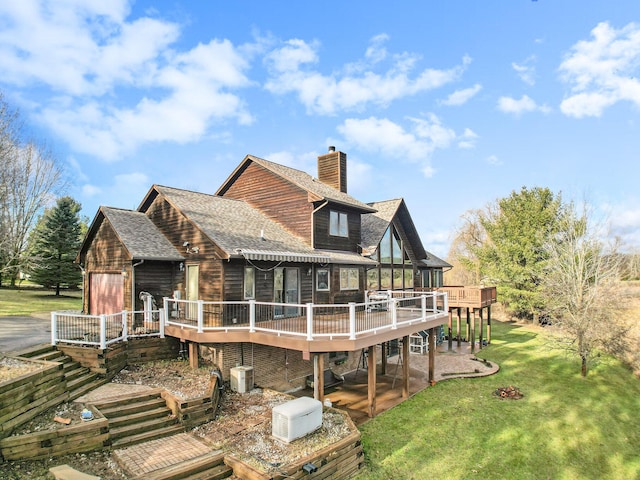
[
  {"xmin": 165, "ymin": 308, "xmax": 448, "ymax": 354},
  {"xmin": 434, "ymin": 286, "xmax": 497, "ymax": 308}
]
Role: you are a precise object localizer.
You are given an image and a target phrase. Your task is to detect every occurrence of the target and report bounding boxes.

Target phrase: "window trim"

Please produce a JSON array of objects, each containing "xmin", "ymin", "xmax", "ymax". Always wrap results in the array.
[
  {"xmin": 316, "ymin": 268, "xmax": 330, "ymax": 291},
  {"xmin": 340, "ymin": 267, "xmax": 359, "ymax": 290},
  {"xmin": 243, "ymin": 266, "xmax": 255, "ymax": 299},
  {"xmin": 329, "ymin": 210, "xmax": 349, "ymax": 237}
]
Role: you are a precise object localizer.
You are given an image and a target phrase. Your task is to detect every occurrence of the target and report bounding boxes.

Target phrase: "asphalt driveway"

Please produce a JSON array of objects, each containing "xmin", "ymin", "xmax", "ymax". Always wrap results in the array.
[{"xmin": 0, "ymin": 316, "xmax": 51, "ymax": 354}]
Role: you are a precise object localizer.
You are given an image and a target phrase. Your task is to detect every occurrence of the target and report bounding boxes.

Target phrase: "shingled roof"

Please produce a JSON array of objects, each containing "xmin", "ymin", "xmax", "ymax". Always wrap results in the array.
[
  {"xmin": 217, "ymin": 155, "xmax": 377, "ymax": 213},
  {"xmin": 96, "ymin": 207, "xmax": 184, "ymax": 261},
  {"xmin": 153, "ymin": 185, "xmax": 375, "ymax": 265}
]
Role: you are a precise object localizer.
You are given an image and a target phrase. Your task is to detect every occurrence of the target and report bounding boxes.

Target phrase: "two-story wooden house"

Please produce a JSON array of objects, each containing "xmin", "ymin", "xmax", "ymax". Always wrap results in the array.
[{"xmin": 78, "ymin": 148, "xmax": 451, "ymax": 416}]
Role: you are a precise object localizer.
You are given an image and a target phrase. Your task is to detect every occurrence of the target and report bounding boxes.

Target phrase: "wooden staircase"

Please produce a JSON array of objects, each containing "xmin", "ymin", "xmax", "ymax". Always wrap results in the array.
[
  {"xmin": 16, "ymin": 344, "xmax": 107, "ymax": 400},
  {"xmin": 92, "ymin": 389, "xmax": 185, "ymax": 448}
]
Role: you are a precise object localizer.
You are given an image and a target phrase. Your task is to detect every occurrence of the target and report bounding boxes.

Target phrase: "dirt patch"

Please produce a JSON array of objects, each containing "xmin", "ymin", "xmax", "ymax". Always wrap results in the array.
[{"xmin": 494, "ymin": 385, "xmax": 524, "ymax": 400}]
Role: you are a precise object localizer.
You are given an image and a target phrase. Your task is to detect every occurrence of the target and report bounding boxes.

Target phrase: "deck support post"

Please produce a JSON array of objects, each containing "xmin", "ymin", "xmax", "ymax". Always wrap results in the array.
[
  {"xmin": 189, "ymin": 342, "xmax": 199, "ymax": 369},
  {"xmin": 478, "ymin": 308, "xmax": 484, "ymax": 350},
  {"xmin": 447, "ymin": 309, "xmax": 453, "ymax": 351},
  {"xmin": 456, "ymin": 308, "xmax": 461, "ymax": 347},
  {"xmin": 381, "ymin": 342, "xmax": 387, "ymax": 375},
  {"xmin": 428, "ymin": 327, "xmax": 436, "ymax": 383},
  {"xmin": 470, "ymin": 309, "xmax": 476, "ymax": 354},
  {"xmin": 367, "ymin": 345, "xmax": 377, "ymax": 418},
  {"xmin": 313, "ymin": 353, "xmax": 324, "ymax": 403},
  {"xmin": 487, "ymin": 306, "xmax": 492, "ymax": 344},
  {"xmin": 466, "ymin": 308, "xmax": 471, "ymax": 343},
  {"xmin": 402, "ymin": 335, "xmax": 409, "ymax": 398}
]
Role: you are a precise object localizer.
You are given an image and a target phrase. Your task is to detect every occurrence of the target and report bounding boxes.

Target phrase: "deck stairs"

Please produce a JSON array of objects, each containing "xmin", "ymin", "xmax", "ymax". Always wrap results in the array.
[
  {"xmin": 91, "ymin": 389, "xmax": 185, "ymax": 448},
  {"xmin": 15, "ymin": 344, "xmax": 107, "ymax": 400}
]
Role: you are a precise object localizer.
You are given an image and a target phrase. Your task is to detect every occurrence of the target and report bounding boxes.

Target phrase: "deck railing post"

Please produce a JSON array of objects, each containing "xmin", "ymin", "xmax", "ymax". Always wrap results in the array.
[
  {"xmin": 100, "ymin": 315, "xmax": 107, "ymax": 349},
  {"xmin": 391, "ymin": 298, "xmax": 398, "ymax": 329},
  {"xmin": 159, "ymin": 308, "xmax": 165, "ymax": 338},
  {"xmin": 249, "ymin": 300, "xmax": 256, "ymax": 332},
  {"xmin": 306, "ymin": 303, "xmax": 314, "ymax": 341},
  {"xmin": 349, "ymin": 303, "xmax": 357, "ymax": 340},
  {"xmin": 197, "ymin": 300, "xmax": 204, "ymax": 333},
  {"xmin": 122, "ymin": 311, "xmax": 128, "ymax": 342},
  {"xmin": 443, "ymin": 291, "xmax": 449, "ymax": 314},
  {"xmin": 51, "ymin": 312, "xmax": 57, "ymax": 346},
  {"xmin": 421, "ymin": 295, "xmax": 427, "ymax": 320}
]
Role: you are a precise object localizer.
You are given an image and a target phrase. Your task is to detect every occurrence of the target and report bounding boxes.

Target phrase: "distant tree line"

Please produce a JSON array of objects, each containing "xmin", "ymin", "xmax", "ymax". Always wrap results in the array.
[{"xmin": 0, "ymin": 92, "xmax": 84, "ymax": 292}]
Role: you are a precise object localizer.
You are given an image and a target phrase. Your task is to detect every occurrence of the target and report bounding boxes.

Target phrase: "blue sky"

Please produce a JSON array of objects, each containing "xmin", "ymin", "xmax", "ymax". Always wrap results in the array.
[{"xmin": 1, "ymin": 1, "xmax": 639, "ymax": 257}]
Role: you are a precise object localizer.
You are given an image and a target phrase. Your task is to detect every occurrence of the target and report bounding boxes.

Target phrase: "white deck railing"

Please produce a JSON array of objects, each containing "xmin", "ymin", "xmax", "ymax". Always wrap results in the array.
[{"xmin": 51, "ymin": 290, "xmax": 447, "ymax": 347}]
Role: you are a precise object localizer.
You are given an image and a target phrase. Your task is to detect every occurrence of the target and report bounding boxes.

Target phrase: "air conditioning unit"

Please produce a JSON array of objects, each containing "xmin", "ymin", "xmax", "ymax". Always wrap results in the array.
[
  {"xmin": 230, "ymin": 366, "xmax": 253, "ymax": 393},
  {"xmin": 272, "ymin": 397, "xmax": 322, "ymax": 443}
]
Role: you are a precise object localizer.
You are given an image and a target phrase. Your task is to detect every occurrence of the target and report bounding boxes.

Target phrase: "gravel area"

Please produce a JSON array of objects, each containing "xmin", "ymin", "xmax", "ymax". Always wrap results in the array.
[
  {"xmin": 1, "ymin": 359, "xmax": 356, "ymax": 479},
  {"xmin": 0, "ymin": 356, "xmax": 46, "ymax": 383}
]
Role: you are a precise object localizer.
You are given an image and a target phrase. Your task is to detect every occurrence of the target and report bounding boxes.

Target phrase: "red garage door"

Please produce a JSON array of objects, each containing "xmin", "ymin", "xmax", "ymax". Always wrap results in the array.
[{"xmin": 90, "ymin": 273, "xmax": 124, "ymax": 315}]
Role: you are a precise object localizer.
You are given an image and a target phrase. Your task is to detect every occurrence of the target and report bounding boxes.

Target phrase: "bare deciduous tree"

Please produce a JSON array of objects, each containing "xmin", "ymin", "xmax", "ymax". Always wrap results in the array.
[
  {"xmin": 542, "ymin": 205, "xmax": 629, "ymax": 376},
  {"xmin": 0, "ymin": 93, "xmax": 64, "ymax": 285}
]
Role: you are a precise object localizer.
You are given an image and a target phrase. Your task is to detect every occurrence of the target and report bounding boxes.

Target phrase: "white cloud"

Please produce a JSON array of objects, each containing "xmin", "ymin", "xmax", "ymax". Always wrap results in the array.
[
  {"xmin": 512, "ymin": 56, "xmax": 537, "ymax": 86},
  {"xmin": 559, "ymin": 22, "xmax": 640, "ymax": 118},
  {"xmin": 497, "ymin": 94, "xmax": 551, "ymax": 115},
  {"xmin": 609, "ymin": 203, "xmax": 640, "ymax": 248},
  {"xmin": 440, "ymin": 84, "xmax": 482, "ymax": 106},
  {"xmin": 0, "ymin": 1, "xmax": 255, "ymax": 160},
  {"xmin": 458, "ymin": 128, "xmax": 479, "ymax": 149},
  {"xmin": 336, "ymin": 115, "xmax": 468, "ymax": 177},
  {"xmin": 265, "ymin": 35, "xmax": 471, "ymax": 115},
  {"xmin": 486, "ymin": 155, "xmax": 502, "ymax": 166}
]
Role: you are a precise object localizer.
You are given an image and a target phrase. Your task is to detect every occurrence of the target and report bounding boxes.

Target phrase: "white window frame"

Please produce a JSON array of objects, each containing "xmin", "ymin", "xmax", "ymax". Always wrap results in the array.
[
  {"xmin": 244, "ymin": 266, "xmax": 255, "ymax": 299},
  {"xmin": 316, "ymin": 269, "xmax": 330, "ymax": 291},
  {"xmin": 340, "ymin": 268, "xmax": 359, "ymax": 290}
]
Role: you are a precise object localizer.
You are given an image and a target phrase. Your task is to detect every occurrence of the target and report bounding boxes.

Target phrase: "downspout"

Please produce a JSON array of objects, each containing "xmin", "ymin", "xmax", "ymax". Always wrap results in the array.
[
  {"xmin": 78, "ymin": 264, "xmax": 86, "ymax": 313},
  {"xmin": 310, "ymin": 200, "xmax": 329, "ymax": 302},
  {"xmin": 131, "ymin": 259, "xmax": 145, "ymax": 311}
]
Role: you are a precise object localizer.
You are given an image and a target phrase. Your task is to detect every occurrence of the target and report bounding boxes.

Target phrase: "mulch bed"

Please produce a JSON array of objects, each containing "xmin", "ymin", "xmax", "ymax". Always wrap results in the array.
[{"xmin": 494, "ymin": 385, "xmax": 524, "ymax": 399}]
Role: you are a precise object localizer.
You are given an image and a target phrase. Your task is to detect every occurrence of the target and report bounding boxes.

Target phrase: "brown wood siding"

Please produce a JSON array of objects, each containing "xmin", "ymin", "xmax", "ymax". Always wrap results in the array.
[
  {"xmin": 220, "ymin": 162, "xmax": 313, "ymax": 243},
  {"xmin": 134, "ymin": 261, "xmax": 178, "ymax": 310},
  {"xmin": 82, "ymin": 217, "xmax": 130, "ymax": 313},
  {"xmin": 317, "ymin": 151, "xmax": 347, "ymax": 193},
  {"xmin": 145, "ymin": 196, "xmax": 224, "ymax": 302},
  {"xmin": 224, "ymin": 261, "xmax": 313, "ymax": 304},
  {"xmin": 313, "ymin": 207, "xmax": 361, "ymax": 252},
  {"xmin": 331, "ymin": 265, "xmax": 365, "ymax": 304}
]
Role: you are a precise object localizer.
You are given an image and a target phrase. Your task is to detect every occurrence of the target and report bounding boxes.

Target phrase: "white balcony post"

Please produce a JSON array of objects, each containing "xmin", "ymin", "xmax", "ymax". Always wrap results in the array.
[
  {"xmin": 100, "ymin": 315, "xmax": 107, "ymax": 349},
  {"xmin": 122, "ymin": 311, "xmax": 128, "ymax": 342},
  {"xmin": 306, "ymin": 303, "xmax": 314, "ymax": 341},
  {"xmin": 443, "ymin": 291, "xmax": 449, "ymax": 314},
  {"xmin": 163, "ymin": 297, "xmax": 169, "ymax": 321},
  {"xmin": 349, "ymin": 303, "xmax": 356, "ymax": 340},
  {"xmin": 197, "ymin": 300, "xmax": 204, "ymax": 333},
  {"xmin": 159, "ymin": 308, "xmax": 165, "ymax": 338},
  {"xmin": 249, "ymin": 300, "xmax": 256, "ymax": 332},
  {"xmin": 421, "ymin": 295, "xmax": 427, "ymax": 321},
  {"xmin": 51, "ymin": 312, "xmax": 57, "ymax": 346},
  {"xmin": 391, "ymin": 298, "xmax": 398, "ymax": 329}
]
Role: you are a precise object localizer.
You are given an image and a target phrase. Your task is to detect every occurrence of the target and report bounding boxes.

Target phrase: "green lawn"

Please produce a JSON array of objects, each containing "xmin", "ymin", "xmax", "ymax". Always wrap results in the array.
[
  {"xmin": 0, "ymin": 287, "xmax": 82, "ymax": 316},
  {"xmin": 357, "ymin": 321, "xmax": 640, "ymax": 480}
]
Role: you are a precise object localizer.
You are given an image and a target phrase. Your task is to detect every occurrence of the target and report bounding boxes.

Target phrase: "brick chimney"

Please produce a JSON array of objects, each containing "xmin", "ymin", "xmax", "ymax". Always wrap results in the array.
[{"xmin": 317, "ymin": 146, "xmax": 347, "ymax": 193}]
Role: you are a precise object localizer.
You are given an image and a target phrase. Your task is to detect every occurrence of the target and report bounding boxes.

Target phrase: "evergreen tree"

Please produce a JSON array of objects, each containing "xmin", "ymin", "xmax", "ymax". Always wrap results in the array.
[{"xmin": 27, "ymin": 196, "xmax": 83, "ymax": 295}]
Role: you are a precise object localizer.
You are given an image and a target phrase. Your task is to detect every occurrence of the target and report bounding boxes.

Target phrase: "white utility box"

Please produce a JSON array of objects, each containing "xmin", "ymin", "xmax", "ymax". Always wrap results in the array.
[
  {"xmin": 272, "ymin": 397, "xmax": 322, "ymax": 443},
  {"xmin": 230, "ymin": 366, "xmax": 253, "ymax": 393}
]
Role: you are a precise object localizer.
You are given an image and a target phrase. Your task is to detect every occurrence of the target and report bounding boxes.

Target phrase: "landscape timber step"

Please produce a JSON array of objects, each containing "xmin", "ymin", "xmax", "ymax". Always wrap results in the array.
[
  {"xmin": 13, "ymin": 343, "xmax": 56, "ymax": 358},
  {"xmin": 109, "ymin": 415, "xmax": 179, "ymax": 441},
  {"xmin": 29, "ymin": 349, "xmax": 65, "ymax": 362},
  {"xmin": 64, "ymin": 365, "xmax": 90, "ymax": 382},
  {"xmin": 91, "ymin": 388, "xmax": 165, "ymax": 411},
  {"xmin": 135, "ymin": 451, "xmax": 231, "ymax": 480},
  {"xmin": 108, "ymin": 406, "xmax": 172, "ymax": 428},
  {"xmin": 68, "ymin": 376, "xmax": 107, "ymax": 401},
  {"xmin": 110, "ymin": 424, "xmax": 185, "ymax": 449},
  {"xmin": 97, "ymin": 397, "xmax": 167, "ymax": 418}
]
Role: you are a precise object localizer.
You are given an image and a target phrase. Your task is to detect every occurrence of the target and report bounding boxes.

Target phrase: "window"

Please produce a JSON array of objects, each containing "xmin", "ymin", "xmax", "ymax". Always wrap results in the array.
[
  {"xmin": 340, "ymin": 268, "xmax": 359, "ymax": 290},
  {"xmin": 330, "ymin": 211, "xmax": 348, "ymax": 237},
  {"xmin": 316, "ymin": 269, "xmax": 330, "ymax": 291},
  {"xmin": 243, "ymin": 266, "xmax": 255, "ymax": 299},
  {"xmin": 404, "ymin": 269, "xmax": 414, "ymax": 289},
  {"xmin": 367, "ymin": 268, "xmax": 379, "ymax": 290}
]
